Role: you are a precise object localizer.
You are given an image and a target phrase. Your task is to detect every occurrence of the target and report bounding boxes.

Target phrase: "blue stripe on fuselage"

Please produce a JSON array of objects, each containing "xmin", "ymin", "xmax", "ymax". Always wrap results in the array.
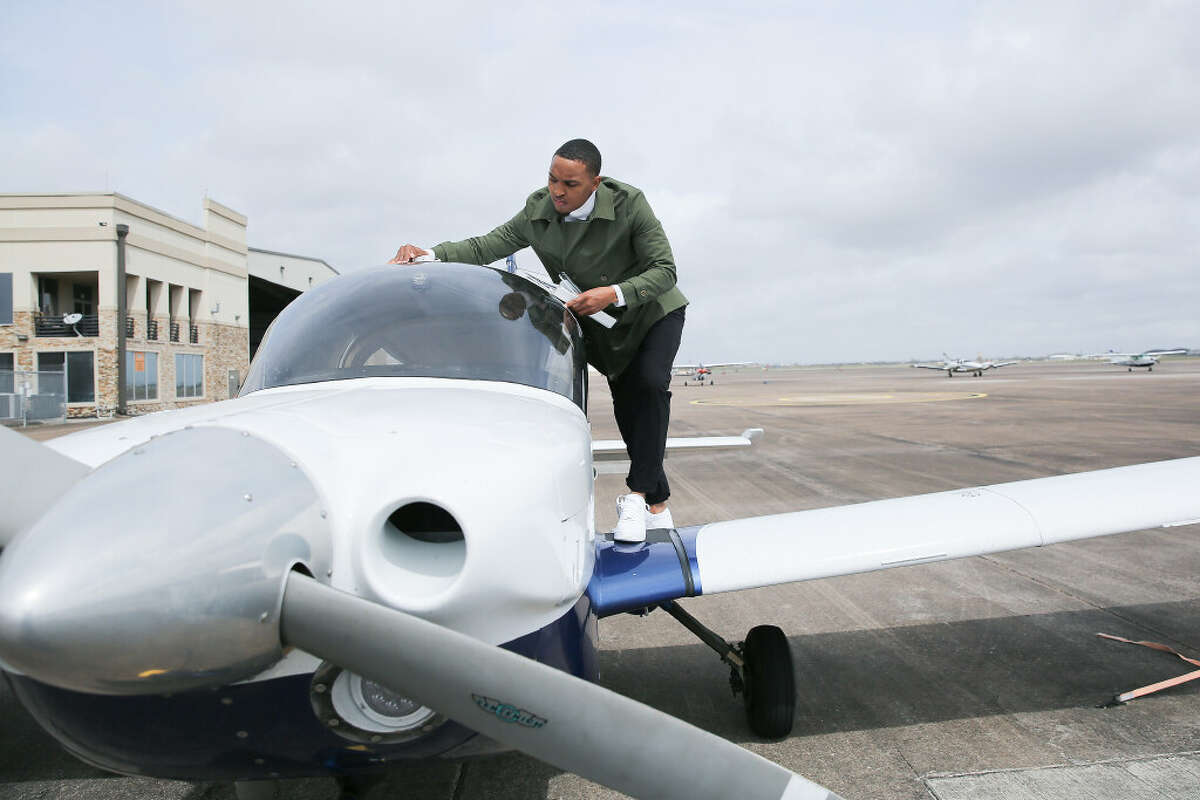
[
  {"xmin": 3, "ymin": 594, "xmax": 598, "ymax": 781},
  {"xmin": 586, "ymin": 525, "xmax": 702, "ymax": 617}
]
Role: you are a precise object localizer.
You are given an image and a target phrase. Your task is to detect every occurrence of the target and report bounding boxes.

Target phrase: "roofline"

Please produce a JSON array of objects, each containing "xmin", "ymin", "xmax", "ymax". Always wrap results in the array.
[
  {"xmin": 249, "ymin": 246, "xmax": 339, "ymax": 274},
  {"xmin": 0, "ymin": 192, "xmax": 226, "ymax": 233}
]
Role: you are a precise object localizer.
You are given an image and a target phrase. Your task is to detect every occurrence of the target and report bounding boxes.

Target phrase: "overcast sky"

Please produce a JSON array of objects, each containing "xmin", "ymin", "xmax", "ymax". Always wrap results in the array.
[{"xmin": 3, "ymin": 1, "xmax": 1198, "ymax": 364}]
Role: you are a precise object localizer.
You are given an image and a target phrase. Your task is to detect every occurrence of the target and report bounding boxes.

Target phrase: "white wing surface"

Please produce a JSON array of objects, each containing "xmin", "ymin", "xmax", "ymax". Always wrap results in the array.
[
  {"xmin": 912, "ymin": 363, "xmax": 949, "ymax": 370},
  {"xmin": 593, "ymin": 429, "xmax": 763, "ymax": 461},
  {"xmin": 694, "ymin": 457, "xmax": 1200, "ymax": 595}
]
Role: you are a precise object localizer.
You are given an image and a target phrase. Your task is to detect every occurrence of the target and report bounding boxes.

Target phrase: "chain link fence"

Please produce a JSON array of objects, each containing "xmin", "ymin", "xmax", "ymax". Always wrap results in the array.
[{"xmin": 0, "ymin": 370, "xmax": 67, "ymax": 426}]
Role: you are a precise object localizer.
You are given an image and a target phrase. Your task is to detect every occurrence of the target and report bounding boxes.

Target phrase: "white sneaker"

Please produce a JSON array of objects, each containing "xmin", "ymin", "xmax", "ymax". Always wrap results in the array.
[
  {"xmin": 646, "ymin": 506, "xmax": 675, "ymax": 530},
  {"xmin": 613, "ymin": 493, "xmax": 648, "ymax": 543}
]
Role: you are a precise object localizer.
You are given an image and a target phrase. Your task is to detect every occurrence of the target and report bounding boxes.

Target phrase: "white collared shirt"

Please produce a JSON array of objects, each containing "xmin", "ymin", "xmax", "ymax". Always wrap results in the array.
[{"xmin": 562, "ymin": 189, "xmax": 597, "ymax": 223}]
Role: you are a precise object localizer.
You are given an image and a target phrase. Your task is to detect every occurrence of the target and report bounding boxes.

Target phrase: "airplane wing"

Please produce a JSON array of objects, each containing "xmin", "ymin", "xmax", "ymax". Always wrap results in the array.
[
  {"xmin": 989, "ymin": 361, "xmax": 1018, "ymax": 368},
  {"xmin": 592, "ymin": 429, "xmax": 763, "ymax": 461},
  {"xmin": 671, "ymin": 361, "xmax": 753, "ymax": 370},
  {"xmin": 1144, "ymin": 349, "xmax": 1188, "ymax": 356},
  {"xmin": 588, "ymin": 457, "xmax": 1200, "ymax": 615},
  {"xmin": 911, "ymin": 363, "xmax": 948, "ymax": 370}
]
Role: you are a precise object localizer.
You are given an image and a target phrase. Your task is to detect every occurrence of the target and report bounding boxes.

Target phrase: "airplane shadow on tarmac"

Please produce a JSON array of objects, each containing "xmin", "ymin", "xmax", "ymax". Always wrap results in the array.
[{"xmin": 599, "ymin": 599, "xmax": 1200, "ymax": 740}]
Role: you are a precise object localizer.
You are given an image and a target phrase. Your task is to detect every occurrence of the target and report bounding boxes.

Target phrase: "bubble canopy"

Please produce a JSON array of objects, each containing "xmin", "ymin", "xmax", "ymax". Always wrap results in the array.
[{"xmin": 241, "ymin": 264, "xmax": 586, "ymax": 408}]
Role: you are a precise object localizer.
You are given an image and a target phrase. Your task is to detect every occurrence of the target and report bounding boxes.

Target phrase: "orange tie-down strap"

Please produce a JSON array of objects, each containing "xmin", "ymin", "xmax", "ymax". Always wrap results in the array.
[{"xmin": 1096, "ymin": 632, "xmax": 1200, "ymax": 705}]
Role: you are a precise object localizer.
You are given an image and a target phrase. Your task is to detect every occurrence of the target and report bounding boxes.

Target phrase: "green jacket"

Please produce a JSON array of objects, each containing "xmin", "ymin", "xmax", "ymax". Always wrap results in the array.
[{"xmin": 432, "ymin": 178, "xmax": 688, "ymax": 377}]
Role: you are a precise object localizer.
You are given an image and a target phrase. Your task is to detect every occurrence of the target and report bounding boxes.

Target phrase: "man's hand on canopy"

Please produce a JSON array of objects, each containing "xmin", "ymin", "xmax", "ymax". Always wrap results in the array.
[
  {"xmin": 566, "ymin": 286, "xmax": 617, "ymax": 316},
  {"xmin": 388, "ymin": 245, "xmax": 432, "ymax": 264}
]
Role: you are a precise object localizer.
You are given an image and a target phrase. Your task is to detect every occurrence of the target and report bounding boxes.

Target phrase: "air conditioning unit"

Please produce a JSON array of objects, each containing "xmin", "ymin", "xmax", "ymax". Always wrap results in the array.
[
  {"xmin": 0, "ymin": 393, "xmax": 19, "ymax": 420},
  {"xmin": 26, "ymin": 394, "xmax": 64, "ymax": 421}
]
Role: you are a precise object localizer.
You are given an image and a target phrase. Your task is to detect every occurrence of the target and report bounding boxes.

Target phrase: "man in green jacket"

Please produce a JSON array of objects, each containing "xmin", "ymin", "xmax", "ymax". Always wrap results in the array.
[{"xmin": 390, "ymin": 139, "xmax": 687, "ymax": 543}]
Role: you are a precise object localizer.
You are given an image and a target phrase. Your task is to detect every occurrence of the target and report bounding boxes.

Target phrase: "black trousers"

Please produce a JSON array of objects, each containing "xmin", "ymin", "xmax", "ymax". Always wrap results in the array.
[{"xmin": 607, "ymin": 306, "xmax": 686, "ymax": 506}]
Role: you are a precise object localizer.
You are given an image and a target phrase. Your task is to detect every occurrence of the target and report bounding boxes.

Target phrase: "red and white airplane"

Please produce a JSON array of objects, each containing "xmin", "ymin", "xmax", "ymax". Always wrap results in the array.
[{"xmin": 673, "ymin": 360, "xmax": 753, "ymax": 385}]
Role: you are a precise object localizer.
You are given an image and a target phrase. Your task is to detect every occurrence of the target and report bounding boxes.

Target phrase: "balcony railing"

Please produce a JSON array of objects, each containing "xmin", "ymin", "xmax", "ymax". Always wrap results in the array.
[
  {"xmin": 34, "ymin": 313, "xmax": 99, "ymax": 337},
  {"xmin": 189, "ymin": 323, "xmax": 199, "ymax": 344},
  {"xmin": 147, "ymin": 319, "xmax": 159, "ymax": 341},
  {"xmin": 125, "ymin": 316, "xmax": 135, "ymax": 337},
  {"xmin": 169, "ymin": 322, "xmax": 180, "ymax": 343}
]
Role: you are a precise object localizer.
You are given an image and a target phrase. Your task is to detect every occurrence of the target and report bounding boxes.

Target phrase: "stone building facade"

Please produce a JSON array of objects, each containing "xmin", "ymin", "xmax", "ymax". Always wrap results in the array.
[{"xmin": 0, "ymin": 193, "xmax": 336, "ymax": 421}]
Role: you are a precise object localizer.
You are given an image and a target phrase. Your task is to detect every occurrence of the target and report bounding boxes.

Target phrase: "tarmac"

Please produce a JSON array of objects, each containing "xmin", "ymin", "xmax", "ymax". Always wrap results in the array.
[{"xmin": 3, "ymin": 359, "xmax": 1199, "ymax": 799}]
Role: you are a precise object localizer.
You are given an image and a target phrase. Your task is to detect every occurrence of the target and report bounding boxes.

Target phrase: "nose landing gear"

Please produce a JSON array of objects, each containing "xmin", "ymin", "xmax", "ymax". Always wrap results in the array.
[{"xmin": 657, "ymin": 600, "xmax": 796, "ymax": 738}]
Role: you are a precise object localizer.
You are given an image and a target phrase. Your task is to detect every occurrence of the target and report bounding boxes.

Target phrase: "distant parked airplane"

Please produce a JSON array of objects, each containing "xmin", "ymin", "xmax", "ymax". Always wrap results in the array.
[
  {"xmin": 1088, "ymin": 348, "xmax": 1188, "ymax": 372},
  {"xmin": 912, "ymin": 354, "xmax": 1017, "ymax": 378},
  {"xmin": 672, "ymin": 361, "xmax": 752, "ymax": 386}
]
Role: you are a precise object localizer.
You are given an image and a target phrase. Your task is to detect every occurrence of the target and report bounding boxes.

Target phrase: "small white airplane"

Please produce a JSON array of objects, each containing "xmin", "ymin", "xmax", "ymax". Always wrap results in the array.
[
  {"xmin": 1088, "ymin": 348, "xmax": 1189, "ymax": 372},
  {"xmin": 2, "ymin": 263, "xmax": 1199, "ymax": 800},
  {"xmin": 912, "ymin": 354, "xmax": 1018, "ymax": 377},
  {"xmin": 673, "ymin": 361, "xmax": 752, "ymax": 385}
]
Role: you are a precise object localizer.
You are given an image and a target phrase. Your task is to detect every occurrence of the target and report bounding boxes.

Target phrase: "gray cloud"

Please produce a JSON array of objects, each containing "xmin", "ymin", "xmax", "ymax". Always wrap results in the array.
[{"xmin": 3, "ymin": 0, "xmax": 1197, "ymax": 364}]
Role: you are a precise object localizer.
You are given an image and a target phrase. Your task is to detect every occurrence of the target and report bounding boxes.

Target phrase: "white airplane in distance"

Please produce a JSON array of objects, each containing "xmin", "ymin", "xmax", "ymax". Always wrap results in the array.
[
  {"xmin": 673, "ymin": 360, "xmax": 753, "ymax": 385},
  {"xmin": 912, "ymin": 353, "xmax": 1018, "ymax": 377},
  {"xmin": 1088, "ymin": 348, "xmax": 1189, "ymax": 372},
  {"xmin": 2, "ymin": 263, "xmax": 1199, "ymax": 800}
]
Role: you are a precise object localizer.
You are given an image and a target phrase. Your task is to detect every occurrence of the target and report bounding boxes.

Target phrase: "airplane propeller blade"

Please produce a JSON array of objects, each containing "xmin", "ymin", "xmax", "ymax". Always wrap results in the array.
[
  {"xmin": 281, "ymin": 573, "xmax": 843, "ymax": 800},
  {"xmin": 0, "ymin": 425, "xmax": 91, "ymax": 546}
]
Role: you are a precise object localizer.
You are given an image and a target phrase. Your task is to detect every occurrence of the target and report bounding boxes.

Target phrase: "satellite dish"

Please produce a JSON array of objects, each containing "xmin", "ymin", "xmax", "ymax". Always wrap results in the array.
[{"xmin": 62, "ymin": 313, "xmax": 83, "ymax": 325}]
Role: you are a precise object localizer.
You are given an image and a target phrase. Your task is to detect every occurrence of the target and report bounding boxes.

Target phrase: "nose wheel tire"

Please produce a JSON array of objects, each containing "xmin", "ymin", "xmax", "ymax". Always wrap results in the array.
[
  {"xmin": 654, "ymin": 602, "xmax": 797, "ymax": 739},
  {"xmin": 741, "ymin": 625, "xmax": 795, "ymax": 739}
]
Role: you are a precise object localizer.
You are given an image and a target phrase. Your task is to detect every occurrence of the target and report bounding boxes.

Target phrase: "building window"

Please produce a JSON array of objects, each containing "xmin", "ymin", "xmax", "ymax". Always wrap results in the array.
[
  {"xmin": 38, "ymin": 352, "xmax": 64, "ymax": 399},
  {"xmin": 0, "ymin": 353, "xmax": 13, "ymax": 393},
  {"xmin": 176, "ymin": 353, "xmax": 203, "ymax": 399},
  {"xmin": 68, "ymin": 352, "xmax": 95, "ymax": 403},
  {"xmin": 36, "ymin": 351, "xmax": 95, "ymax": 403},
  {"xmin": 125, "ymin": 350, "xmax": 159, "ymax": 401},
  {"xmin": 73, "ymin": 284, "xmax": 94, "ymax": 315},
  {"xmin": 38, "ymin": 277, "xmax": 59, "ymax": 315},
  {"xmin": 0, "ymin": 273, "xmax": 12, "ymax": 325}
]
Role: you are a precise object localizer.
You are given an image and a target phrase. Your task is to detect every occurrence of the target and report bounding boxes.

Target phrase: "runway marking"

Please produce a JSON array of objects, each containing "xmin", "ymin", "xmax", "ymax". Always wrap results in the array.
[{"xmin": 691, "ymin": 391, "xmax": 987, "ymax": 407}]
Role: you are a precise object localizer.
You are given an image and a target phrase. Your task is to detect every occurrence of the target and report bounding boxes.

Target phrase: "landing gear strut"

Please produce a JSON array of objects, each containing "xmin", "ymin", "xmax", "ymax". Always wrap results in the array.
[{"xmin": 658, "ymin": 600, "xmax": 795, "ymax": 738}]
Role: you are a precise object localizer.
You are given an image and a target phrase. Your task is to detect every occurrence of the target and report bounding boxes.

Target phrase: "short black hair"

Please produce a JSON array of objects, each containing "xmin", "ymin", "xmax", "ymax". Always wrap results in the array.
[{"xmin": 554, "ymin": 139, "xmax": 602, "ymax": 177}]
